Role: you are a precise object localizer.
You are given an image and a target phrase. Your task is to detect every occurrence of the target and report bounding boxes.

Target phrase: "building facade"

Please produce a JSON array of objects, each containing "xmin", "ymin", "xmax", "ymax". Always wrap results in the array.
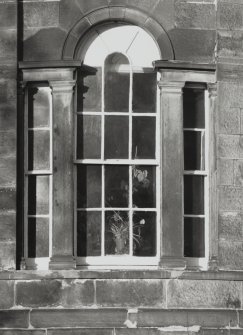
[{"xmin": 0, "ymin": 0, "xmax": 243, "ymax": 334}]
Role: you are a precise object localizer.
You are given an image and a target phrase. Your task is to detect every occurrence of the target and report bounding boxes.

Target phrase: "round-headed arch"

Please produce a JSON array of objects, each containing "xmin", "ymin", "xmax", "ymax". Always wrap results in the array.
[{"xmin": 62, "ymin": 6, "xmax": 174, "ymax": 61}]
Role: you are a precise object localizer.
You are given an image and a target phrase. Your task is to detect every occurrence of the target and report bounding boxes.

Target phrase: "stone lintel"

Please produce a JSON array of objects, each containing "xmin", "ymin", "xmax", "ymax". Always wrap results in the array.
[
  {"xmin": 154, "ymin": 60, "xmax": 216, "ymax": 72},
  {"xmin": 19, "ymin": 60, "xmax": 81, "ymax": 69},
  {"xmin": 21, "ymin": 68, "xmax": 76, "ymax": 84}
]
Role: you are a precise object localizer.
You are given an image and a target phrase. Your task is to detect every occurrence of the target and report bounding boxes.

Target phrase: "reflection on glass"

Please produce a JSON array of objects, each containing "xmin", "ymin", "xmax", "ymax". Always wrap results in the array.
[
  {"xmin": 28, "ymin": 217, "xmax": 49, "ymax": 258},
  {"xmin": 28, "ymin": 130, "xmax": 50, "ymax": 170},
  {"xmin": 184, "ymin": 217, "xmax": 205, "ymax": 257},
  {"xmin": 77, "ymin": 115, "xmax": 101, "ymax": 159},
  {"xmin": 132, "ymin": 116, "xmax": 155, "ymax": 159},
  {"xmin": 184, "ymin": 175, "xmax": 204, "ymax": 215},
  {"xmin": 184, "ymin": 131, "xmax": 205, "ymax": 170},
  {"xmin": 133, "ymin": 211, "xmax": 156, "ymax": 256},
  {"xmin": 77, "ymin": 211, "xmax": 101, "ymax": 256},
  {"xmin": 132, "ymin": 72, "xmax": 156, "ymax": 113},
  {"xmin": 105, "ymin": 116, "xmax": 129, "ymax": 159},
  {"xmin": 105, "ymin": 211, "xmax": 129, "ymax": 255},
  {"xmin": 28, "ymin": 175, "xmax": 49, "ymax": 215},
  {"xmin": 132, "ymin": 166, "xmax": 156, "ymax": 208},
  {"xmin": 105, "ymin": 165, "xmax": 129, "ymax": 208},
  {"xmin": 183, "ymin": 88, "xmax": 205, "ymax": 128},
  {"xmin": 28, "ymin": 87, "xmax": 50, "ymax": 128},
  {"xmin": 104, "ymin": 53, "xmax": 130, "ymax": 113},
  {"xmin": 77, "ymin": 66, "xmax": 102, "ymax": 112},
  {"xmin": 77, "ymin": 165, "xmax": 101, "ymax": 208}
]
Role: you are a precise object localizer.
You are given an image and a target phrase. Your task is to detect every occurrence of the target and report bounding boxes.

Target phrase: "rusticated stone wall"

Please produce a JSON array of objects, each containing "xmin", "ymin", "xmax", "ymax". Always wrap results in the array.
[
  {"xmin": 0, "ymin": 271, "xmax": 243, "ymax": 333},
  {"xmin": 0, "ymin": 0, "xmax": 17, "ymax": 270},
  {"xmin": 217, "ymin": 0, "xmax": 243, "ymax": 270}
]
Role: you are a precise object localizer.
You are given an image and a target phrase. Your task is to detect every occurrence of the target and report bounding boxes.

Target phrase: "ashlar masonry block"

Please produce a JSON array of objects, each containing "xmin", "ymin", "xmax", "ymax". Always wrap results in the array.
[
  {"xmin": 218, "ymin": 3, "xmax": 243, "ymax": 30},
  {"xmin": 16, "ymin": 279, "xmax": 95, "ymax": 308},
  {"xmin": 219, "ymin": 185, "xmax": 243, "ymax": 211},
  {"xmin": 96, "ymin": 279, "xmax": 165, "ymax": 307},
  {"xmin": 219, "ymin": 240, "xmax": 243, "ymax": 270},
  {"xmin": 218, "ymin": 107, "xmax": 241, "ymax": 135},
  {"xmin": 217, "ymin": 159, "xmax": 234, "ymax": 185},
  {"xmin": 24, "ymin": 2, "xmax": 59, "ymax": 28},
  {"xmin": 0, "ymin": 280, "xmax": 14, "ymax": 309},
  {"xmin": 234, "ymin": 160, "xmax": 243, "ymax": 185},
  {"xmin": 167, "ymin": 280, "xmax": 241, "ymax": 309},
  {"xmin": 219, "ymin": 211, "xmax": 243, "ymax": 241},
  {"xmin": 175, "ymin": 2, "xmax": 216, "ymax": 29},
  {"xmin": 217, "ymin": 135, "xmax": 243, "ymax": 159}
]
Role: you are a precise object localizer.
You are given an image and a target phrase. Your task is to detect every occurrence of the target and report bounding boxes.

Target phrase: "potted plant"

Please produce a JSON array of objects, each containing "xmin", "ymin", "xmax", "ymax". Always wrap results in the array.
[{"xmin": 109, "ymin": 211, "xmax": 145, "ymax": 255}]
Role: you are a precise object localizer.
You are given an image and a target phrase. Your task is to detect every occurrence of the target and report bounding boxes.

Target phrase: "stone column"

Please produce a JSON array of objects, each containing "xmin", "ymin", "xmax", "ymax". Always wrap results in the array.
[
  {"xmin": 158, "ymin": 81, "xmax": 186, "ymax": 268},
  {"xmin": 207, "ymin": 83, "xmax": 218, "ymax": 270},
  {"xmin": 49, "ymin": 80, "xmax": 76, "ymax": 269},
  {"xmin": 17, "ymin": 82, "xmax": 27, "ymax": 270}
]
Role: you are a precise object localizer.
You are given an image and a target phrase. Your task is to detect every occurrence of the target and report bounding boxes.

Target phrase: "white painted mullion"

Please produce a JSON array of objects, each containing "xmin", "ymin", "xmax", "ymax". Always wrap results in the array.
[
  {"xmin": 156, "ymin": 71, "xmax": 161, "ymax": 258},
  {"xmin": 49, "ymin": 86, "xmax": 53, "ymax": 260},
  {"xmin": 101, "ymin": 63, "xmax": 105, "ymax": 257},
  {"xmin": 129, "ymin": 59, "xmax": 133, "ymax": 256},
  {"xmin": 129, "ymin": 165, "xmax": 133, "ymax": 256}
]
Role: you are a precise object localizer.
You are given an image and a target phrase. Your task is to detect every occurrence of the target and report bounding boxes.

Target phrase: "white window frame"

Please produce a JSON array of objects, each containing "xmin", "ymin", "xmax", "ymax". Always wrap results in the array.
[{"xmin": 75, "ymin": 62, "xmax": 161, "ymax": 267}]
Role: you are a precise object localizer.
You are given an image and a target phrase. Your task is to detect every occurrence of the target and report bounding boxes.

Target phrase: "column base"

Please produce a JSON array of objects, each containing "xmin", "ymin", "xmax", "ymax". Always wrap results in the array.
[
  {"xmin": 207, "ymin": 257, "xmax": 218, "ymax": 271},
  {"xmin": 49, "ymin": 255, "xmax": 76, "ymax": 270},
  {"xmin": 159, "ymin": 256, "xmax": 186, "ymax": 269}
]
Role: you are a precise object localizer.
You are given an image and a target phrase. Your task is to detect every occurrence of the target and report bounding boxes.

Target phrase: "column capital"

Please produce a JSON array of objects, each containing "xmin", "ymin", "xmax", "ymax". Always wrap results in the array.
[
  {"xmin": 18, "ymin": 81, "xmax": 27, "ymax": 95},
  {"xmin": 158, "ymin": 81, "xmax": 185, "ymax": 94},
  {"xmin": 207, "ymin": 83, "xmax": 217, "ymax": 98},
  {"xmin": 50, "ymin": 80, "xmax": 76, "ymax": 93}
]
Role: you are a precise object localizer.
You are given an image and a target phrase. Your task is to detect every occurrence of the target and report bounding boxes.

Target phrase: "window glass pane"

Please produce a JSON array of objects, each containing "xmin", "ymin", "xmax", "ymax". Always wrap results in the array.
[
  {"xmin": 184, "ymin": 217, "xmax": 205, "ymax": 257},
  {"xmin": 77, "ymin": 67, "xmax": 102, "ymax": 112},
  {"xmin": 28, "ymin": 130, "xmax": 50, "ymax": 171},
  {"xmin": 28, "ymin": 217, "xmax": 49, "ymax": 257},
  {"xmin": 104, "ymin": 53, "xmax": 130, "ymax": 113},
  {"xmin": 105, "ymin": 165, "xmax": 129, "ymax": 208},
  {"xmin": 133, "ymin": 211, "xmax": 156, "ymax": 256},
  {"xmin": 184, "ymin": 175, "xmax": 204, "ymax": 215},
  {"xmin": 132, "ymin": 116, "xmax": 155, "ymax": 159},
  {"xmin": 77, "ymin": 211, "xmax": 101, "ymax": 257},
  {"xmin": 184, "ymin": 131, "xmax": 205, "ymax": 170},
  {"xmin": 28, "ymin": 175, "xmax": 49, "ymax": 215},
  {"xmin": 77, "ymin": 165, "xmax": 101, "ymax": 208},
  {"xmin": 183, "ymin": 88, "xmax": 205, "ymax": 128},
  {"xmin": 105, "ymin": 211, "xmax": 129, "ymax": 255},
  {"xmin": 28, "ymin": 87, "xmax": 50, "ymax": 128},
  {"xmin": 132, "ymin": 165, "xmax": 156, "ymax": 208},
  {"xmin": 132, "ymin": 72, "xmax": 156, "ymax": 113},
  {"xmin": 105, "ymin": 116, "xmax": 129, "ymax": 159},
  {"xmin": 77, "ymin": 115, "xmax": 101, "ymax": 159}
]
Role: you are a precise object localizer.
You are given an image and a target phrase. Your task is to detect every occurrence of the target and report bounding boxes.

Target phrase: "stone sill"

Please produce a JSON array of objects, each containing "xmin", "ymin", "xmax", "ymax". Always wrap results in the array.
[{"xmin": 0, "ymin": 269, "xmax": 243, "ymax": 281}]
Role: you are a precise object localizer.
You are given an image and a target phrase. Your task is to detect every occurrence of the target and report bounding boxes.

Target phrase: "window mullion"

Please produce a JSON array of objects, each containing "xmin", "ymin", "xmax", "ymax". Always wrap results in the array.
[{"xmin": 101, "ymin": 63, "xmax": 105, "ymax": 257}]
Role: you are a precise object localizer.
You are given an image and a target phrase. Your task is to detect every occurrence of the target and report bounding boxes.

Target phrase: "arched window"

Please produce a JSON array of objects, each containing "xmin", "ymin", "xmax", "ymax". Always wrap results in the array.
[
  {"xmin": 20, "ymin": 23, "xmax": 216, "ymax": 271},
  {"xmin": 75, "ymin": 26, "xmax": 161, "ymax": 265}
]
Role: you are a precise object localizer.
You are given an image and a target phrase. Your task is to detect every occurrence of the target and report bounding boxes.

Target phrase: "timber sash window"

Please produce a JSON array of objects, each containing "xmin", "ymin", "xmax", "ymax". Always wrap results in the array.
[
  {"xmin": 75, "ymin": 27, "xmax": 161, "ymax": 266},
  {"xmin": 183, "ymin": 84, "xmax": 208, "ymax": 268}
]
